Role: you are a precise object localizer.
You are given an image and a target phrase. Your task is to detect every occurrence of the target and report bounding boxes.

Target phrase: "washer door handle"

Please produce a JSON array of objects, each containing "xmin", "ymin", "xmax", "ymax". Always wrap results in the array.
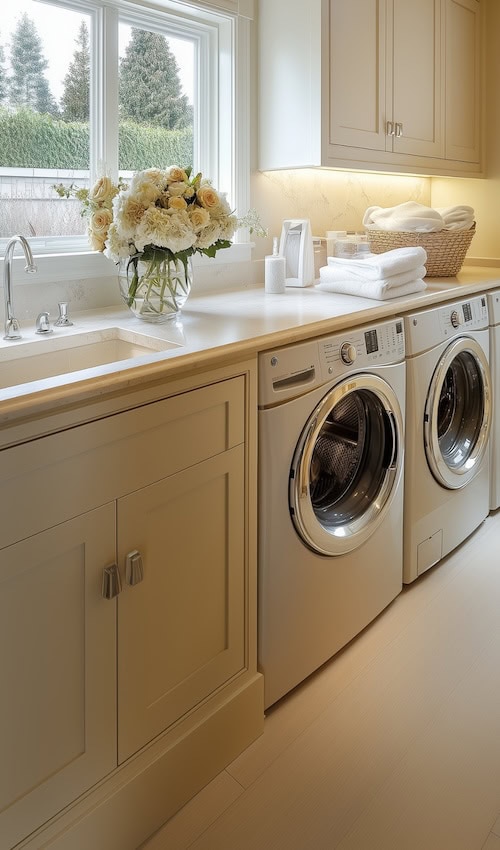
[{"xmin": 386, "ymin": 410, "xmax": 398, "ymax": 470}]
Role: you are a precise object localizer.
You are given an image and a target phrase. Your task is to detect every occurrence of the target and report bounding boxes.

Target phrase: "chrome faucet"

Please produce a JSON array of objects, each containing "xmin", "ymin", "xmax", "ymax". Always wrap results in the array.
[{"xmin": 3, "ymin": 235, "xmax": 37, "ymax": 340}]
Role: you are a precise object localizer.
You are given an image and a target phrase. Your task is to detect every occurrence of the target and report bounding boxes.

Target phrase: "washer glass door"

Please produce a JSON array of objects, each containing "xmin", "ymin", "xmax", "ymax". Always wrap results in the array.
[
  {"xmin": 424, "ymin": 336, "xmax": 491, "ymax": 489},
  {"xmin": 290, "ymin": 374, "xmax": 403, "ymax": 556}
]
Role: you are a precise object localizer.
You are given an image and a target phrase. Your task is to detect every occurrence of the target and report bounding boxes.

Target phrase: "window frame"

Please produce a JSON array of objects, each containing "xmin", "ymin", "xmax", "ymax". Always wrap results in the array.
[{"xmin": 0, "ymin": 0, "xmax": 252, "ymax": 283}]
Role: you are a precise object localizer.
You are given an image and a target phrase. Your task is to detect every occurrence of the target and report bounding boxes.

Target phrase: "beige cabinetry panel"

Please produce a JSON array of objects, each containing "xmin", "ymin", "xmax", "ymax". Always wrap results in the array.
[
  {"xmin": 390, "ymin": 0, "xmax": 443, "ymax": 158},
  {"xmin": 445, "ymin": 0, "xmax": 481, "ymax": 163},
  {"xmin": 0, "ymin": 371, "xmax": 261, "ymax": 849},
  {"xmin": 117, "ymin": 446, "xmax": 245, "ymax": 763},
  {"xmin": 259, "ymin": 0, "xmax": 482, "ymax": 176},
  {"xmin": 0, "ymin": 506, "xmax": 117, "ymax": 850},
  {"xmin": 329, "ymin": 0, "xmax": 442, "ymax": 158},
  {"xmin": 328, "ymin": 0, "xmax": 388, "ymax": 151}
]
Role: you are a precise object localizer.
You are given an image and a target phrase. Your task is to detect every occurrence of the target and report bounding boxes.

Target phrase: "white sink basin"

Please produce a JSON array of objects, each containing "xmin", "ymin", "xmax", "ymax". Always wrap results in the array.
[{"xmin": 0, "ymin": 327, "xmax": 181, "ymax": 390}]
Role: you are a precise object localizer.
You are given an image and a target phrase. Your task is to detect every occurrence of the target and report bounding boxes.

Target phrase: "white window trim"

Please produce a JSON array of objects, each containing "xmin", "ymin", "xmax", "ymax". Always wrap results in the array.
[{"xmin": 0, "ymin": 0, "xmax": 252, "ymax": 284}]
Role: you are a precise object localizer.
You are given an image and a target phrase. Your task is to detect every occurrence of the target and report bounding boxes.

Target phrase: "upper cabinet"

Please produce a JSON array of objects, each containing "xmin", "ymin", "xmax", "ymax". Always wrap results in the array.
[{"xmin": 258, "ymin": 0, "xmax": 483, "ymax": 176}]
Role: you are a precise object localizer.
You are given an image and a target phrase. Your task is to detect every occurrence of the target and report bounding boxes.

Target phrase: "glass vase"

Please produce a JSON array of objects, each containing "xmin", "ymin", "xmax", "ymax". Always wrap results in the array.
[{"xmin": 118, "ymin": 253, "xmax": 192, "ymax": 322}]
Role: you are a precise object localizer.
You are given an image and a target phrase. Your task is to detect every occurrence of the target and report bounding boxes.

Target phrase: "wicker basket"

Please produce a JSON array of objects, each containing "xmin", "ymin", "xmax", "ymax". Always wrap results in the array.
[{"xmin": 367, "ymin": 223, "xmax": 476, "ymax": 277}]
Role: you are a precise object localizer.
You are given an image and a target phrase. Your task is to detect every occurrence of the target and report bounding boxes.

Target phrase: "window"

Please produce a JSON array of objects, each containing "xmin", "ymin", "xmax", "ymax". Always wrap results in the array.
[{"xmin": 0, "ymin": 0, "xmax": 252, "ymax": 280}]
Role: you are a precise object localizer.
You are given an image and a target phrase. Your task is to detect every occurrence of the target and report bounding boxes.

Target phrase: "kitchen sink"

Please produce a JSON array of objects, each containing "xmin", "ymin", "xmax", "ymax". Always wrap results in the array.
[{"xmin": 0, "ymin": 327, "xmax": 181, "ymax": 390}]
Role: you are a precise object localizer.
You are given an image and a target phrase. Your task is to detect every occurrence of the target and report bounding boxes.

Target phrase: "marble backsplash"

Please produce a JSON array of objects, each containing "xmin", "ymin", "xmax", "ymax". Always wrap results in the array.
[{"xmin": 252, "ymin": 168, "xmax": 431, "ymax": 254}]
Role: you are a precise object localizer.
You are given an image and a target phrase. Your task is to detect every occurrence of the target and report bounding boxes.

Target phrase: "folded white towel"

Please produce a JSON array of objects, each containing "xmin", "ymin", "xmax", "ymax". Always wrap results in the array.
[
  {"xmin": 321, "ymin": 263, "xmax": 427, "ymax": 289},
  {"xmin": 326, "ymin": 246, "xmax": 427, "ymax": 280},
  {"xmin": 435, "ymin": 206, "xmax": 475, "ymax": 231},
  {"xmin": 316, "ymin": 278, "xmax": 427, "ymax": 301},
  {"xmin": 363, "ymin": 202, "xmax": 444, "ymax": 233}
]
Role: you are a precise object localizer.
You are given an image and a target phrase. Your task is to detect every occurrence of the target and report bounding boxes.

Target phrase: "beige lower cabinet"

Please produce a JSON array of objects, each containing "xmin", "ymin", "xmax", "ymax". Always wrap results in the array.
[
  {"xmin": 0, "ymin": 365, "xmax": 263, "ymax": 850},
  {"xmin": 117, "ymin": 445, "xmax": 245, "ymax": 763},
  {"xmin": 0, "ymin": 506, "xmax": 117, "ymax": 850}
]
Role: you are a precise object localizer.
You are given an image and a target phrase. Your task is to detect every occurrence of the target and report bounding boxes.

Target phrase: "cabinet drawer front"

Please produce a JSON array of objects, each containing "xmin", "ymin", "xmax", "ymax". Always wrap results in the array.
[
  {"xmin": 0, "ymin": 376, "xmax": 245, "ymax": 549},
  {"xmin": 117, "ymin": 445, "xmax": 245, "ymax": 763},
  {"xmin": 0, "ymin": 505, "xmax": 116, "ymax": 849}
]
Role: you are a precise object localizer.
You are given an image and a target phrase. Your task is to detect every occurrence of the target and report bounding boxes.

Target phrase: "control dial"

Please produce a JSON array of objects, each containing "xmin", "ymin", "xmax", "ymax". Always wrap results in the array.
[
  {"xmin": 340, "ymin": 342, "xmax": 357, "ymax": 365},
  {"xmin": 450, "ymin": 309, "xmax": 463, "ymax": 329}
]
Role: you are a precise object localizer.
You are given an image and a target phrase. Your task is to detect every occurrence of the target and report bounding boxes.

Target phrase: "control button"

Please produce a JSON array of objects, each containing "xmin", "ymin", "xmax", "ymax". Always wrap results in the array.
[
  {"xmin": 450, "ymin": 309, "xmax": 463, "ymax": 329},
  {"xmin": 340, "ymin": 342, "xmax": 357, "ymax": 365}
]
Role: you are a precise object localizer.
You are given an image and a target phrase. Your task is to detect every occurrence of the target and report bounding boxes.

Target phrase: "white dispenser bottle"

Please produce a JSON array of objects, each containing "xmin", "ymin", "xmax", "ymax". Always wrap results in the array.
[{"xmin": 265, "ymin": 236, "xmax": 286, "ymax": 293}]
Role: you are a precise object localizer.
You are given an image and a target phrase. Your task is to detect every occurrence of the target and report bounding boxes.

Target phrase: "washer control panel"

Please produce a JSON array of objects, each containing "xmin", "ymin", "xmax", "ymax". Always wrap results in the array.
[
  {"xmin": 439, "ymin": 296, "xmax": 487, "ymax": 337},
  {"xmin": 404, "ymin": 295, "xmax": 489, "ymax": 358},
  {"xmin": 258, "ymin": 318, "xmax": 405, "ymax": 408},
  {"xmin": 319, "ymin": 318, "xmax": 405, "ymax": 379}
]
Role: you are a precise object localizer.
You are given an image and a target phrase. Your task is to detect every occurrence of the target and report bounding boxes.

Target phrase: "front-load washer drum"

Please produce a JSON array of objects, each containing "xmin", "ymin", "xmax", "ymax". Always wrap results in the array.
[
  {"xmin": 289, "ymin": 373, "xmax": 403, "ymax": 556},
  {"xmin": 424, "ymin": 336, "xmax": 491, "ymax": 489}
]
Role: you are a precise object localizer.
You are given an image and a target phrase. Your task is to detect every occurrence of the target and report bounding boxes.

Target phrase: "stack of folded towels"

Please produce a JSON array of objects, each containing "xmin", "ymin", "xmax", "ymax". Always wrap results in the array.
[
  {"xmin": 362, "ymin": 201, "xmax": 474, "ymax": 232},
  {"xmin": 316, "ymin": 246, "xmax": 427, "ymax": 301}
]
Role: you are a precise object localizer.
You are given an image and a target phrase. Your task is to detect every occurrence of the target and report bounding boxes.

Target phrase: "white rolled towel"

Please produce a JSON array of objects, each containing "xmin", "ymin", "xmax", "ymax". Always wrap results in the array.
[
  {"xmin": 363, "ymin": 202, "xmax": 444, "ymax": 233},
  {"xmin": 316, "ymin": 278, "xmax": 427, "ymax": 301},
  {"xmin": 321, "ymin": 263, "xmax": 427, "ymax": 289},
  {"xmin": 435, "ymin": 205, "xmax": 475, "ymax": 231},
  {"xmin": 326, "ymin": 246, "xmax": 427, "ymax": 280}
]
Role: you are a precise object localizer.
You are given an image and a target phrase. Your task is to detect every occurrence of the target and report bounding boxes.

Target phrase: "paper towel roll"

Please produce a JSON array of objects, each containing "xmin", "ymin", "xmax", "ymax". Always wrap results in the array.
[{"xmin": 265, "ymin": 255, "xmax": 286, "ymax": 293}]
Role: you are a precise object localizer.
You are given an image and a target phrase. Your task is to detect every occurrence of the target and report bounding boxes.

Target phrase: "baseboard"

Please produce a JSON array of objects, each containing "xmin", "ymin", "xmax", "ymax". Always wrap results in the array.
[{"xmin": 16, "ymin": 673, "xmax": 264, "ymax": 850}]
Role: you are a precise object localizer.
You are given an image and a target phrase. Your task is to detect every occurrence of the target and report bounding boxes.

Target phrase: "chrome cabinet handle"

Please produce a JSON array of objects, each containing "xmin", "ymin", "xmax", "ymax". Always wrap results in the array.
[
  {"xmin": 102, "ymin": 564, "xmax": 122, "ymax": 599},
  {"xmin": 126, "ymin": 550, "xmax": 144, "ymax": 586},
  {"xmin": 395, "ymin": 122, "xmax": 403, "ymax": 137},
  {"xmin": 386, "ymin": 121, "xmax": 395, "ymax": 136}
]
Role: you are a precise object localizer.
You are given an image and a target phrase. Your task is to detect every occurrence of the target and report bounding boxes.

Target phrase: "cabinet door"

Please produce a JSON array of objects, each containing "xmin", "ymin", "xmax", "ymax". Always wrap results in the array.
[
  {"xmin": 117, "ymin": 445, "xmax": 245, "ymax": 763},
  {"xmin": 445, "ymin": 0, "xmax": 481, "ymax": 163},
  {"xmin": 391, "ymin": 0, "xmax": 443, "ymax": 158},
  {"xmin": 0, "ymin": 505, "xmax": 117, "ymax": 850},
  {"xmin": 328, "ymin": 0, "xmax": 388, "ymax": 151}
]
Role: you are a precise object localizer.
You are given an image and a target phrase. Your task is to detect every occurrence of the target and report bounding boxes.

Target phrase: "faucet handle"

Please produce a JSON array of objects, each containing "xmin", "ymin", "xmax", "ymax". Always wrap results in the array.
[
  {"xmin": 4, "ymin": 317, "xmax": 21, "ymax": 341},
  {"xmin": 35, "ymin": 311, "xmax": 53, "ymax": 335},
  {"xmin": 55, "ymin": 301, "xmax": 73, "ymax": 326}
]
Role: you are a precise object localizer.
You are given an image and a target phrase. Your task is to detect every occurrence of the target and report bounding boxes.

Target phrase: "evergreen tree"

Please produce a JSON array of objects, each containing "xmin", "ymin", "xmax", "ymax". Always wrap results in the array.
[
  {"xmin": 61, "ymin": 20, "xmax": 90, "ymax": 121},
  {"xmin": 0, "ymin": 43, "xmax": 7, "ymax": 104},
  {"xmin": 119, "ymin": 29, "xmax": 192, "ymax": 130},
  {"xmin": 9, "ymin": 13, "xmax": 58, "ymax": 115}
]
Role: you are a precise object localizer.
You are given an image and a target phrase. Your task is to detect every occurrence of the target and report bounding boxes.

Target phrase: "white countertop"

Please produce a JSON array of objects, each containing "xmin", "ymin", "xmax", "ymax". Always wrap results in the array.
[{"xmin": 1, "ymin": 266, "xmax": 499, "ymax": 424}]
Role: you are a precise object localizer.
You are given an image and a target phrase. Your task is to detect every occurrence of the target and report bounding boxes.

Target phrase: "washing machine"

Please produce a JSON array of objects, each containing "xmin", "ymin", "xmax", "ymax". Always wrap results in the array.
[
  {"xmin": 487, "ymin": 289, "xmax": 500, "ymax": 510},
  {"xmin": 258, "ymin": 318, "xmax": 406, "ymax": 709},
  {"xmin": 403, "ymin": 295, "xmax": 491, "ymax": 584}
]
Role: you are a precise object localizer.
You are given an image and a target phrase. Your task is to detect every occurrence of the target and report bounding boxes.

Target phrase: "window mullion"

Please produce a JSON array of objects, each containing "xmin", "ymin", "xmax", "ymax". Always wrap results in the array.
[{"xmin": 94, "ymin": 5, "xmax": 119, "ymax": 181}]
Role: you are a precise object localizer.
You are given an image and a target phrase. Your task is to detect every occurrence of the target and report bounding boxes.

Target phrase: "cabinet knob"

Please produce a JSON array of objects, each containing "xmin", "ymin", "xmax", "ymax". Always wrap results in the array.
[
  {"xmin": 102, "ymin": 564, "xmax": 122, "ymax": 599},
  {"xmin": 126, "ymin": 550, "xmax": 144, "ymax": 586}
]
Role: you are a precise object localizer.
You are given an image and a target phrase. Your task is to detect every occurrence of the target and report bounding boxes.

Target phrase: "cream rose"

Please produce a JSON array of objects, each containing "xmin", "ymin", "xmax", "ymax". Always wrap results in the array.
[
  {"xmin": 167, "ymin": 167, "xmax": 189, "ymax": 183},
  {"xmin": 197, "ymin": 184, "xmax": 221, "ymax": 211},
  {"xmin": 168, "ymin": 181, "xmax": 188, "ymax": 198},
  {"xmin": 89, "ymin": 175, "xmax": 115, "ymax": 203},
  {"xmin": 188, "ymin": 206, "xmax": 210, "ymax": 232},
  {"xmin": 168, "ymin": 196, "xmax": 188, "ymax": 211}
]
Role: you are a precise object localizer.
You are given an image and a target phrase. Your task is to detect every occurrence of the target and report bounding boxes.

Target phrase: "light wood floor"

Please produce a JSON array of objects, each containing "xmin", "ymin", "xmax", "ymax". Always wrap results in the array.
[{"xmin": 143, "ymin": 510, "xmax": 500, "ymax": 850}]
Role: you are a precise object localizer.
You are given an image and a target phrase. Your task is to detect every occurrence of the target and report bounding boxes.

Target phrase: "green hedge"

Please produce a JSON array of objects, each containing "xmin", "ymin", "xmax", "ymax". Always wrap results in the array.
[
  {"xmin": 118, "ymin": 121, "xmax": 192, "ymax": 171},
  {"xmin": 0, "ymin": 108, "xmax": 193, "ymax": 170}
]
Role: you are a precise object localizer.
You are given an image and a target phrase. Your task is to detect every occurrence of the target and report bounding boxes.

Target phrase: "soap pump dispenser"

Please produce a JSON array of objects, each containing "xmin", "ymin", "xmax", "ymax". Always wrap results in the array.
[{"xmin": 264, "ymin": 236, "xmax": 286, "ymax": 294}]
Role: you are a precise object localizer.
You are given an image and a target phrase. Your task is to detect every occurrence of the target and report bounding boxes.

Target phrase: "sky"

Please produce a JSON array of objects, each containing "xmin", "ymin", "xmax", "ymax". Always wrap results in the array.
[{"xmin": 1, "ymin": 0, "xmax": 194, "ymax": 104}]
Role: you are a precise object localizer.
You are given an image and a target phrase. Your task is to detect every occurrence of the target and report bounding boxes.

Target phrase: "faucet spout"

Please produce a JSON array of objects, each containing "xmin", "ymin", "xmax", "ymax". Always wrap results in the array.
[{"xmin": 3, "ymin": 235, "xmax": 37, "ymax": 341}]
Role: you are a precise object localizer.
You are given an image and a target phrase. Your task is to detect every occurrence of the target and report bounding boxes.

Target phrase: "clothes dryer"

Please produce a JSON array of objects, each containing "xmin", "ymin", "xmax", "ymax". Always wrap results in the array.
[
  {"xmin": 403, "ymin": 295, "xmax": 491, "ymax": 583},
  {"xmin": 258, "ymin": 318, "xmax": 405, "ymax": 709},
  {"xmin": 487, "ymin": 289, "xmax": 500, "ymax": 510}
]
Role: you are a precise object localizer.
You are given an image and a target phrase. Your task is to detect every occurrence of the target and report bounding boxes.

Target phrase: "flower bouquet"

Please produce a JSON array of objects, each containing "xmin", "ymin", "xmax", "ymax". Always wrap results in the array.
[{"xmin": 54, "ymin": 166, "xmax": 241, "ymax": 321}]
